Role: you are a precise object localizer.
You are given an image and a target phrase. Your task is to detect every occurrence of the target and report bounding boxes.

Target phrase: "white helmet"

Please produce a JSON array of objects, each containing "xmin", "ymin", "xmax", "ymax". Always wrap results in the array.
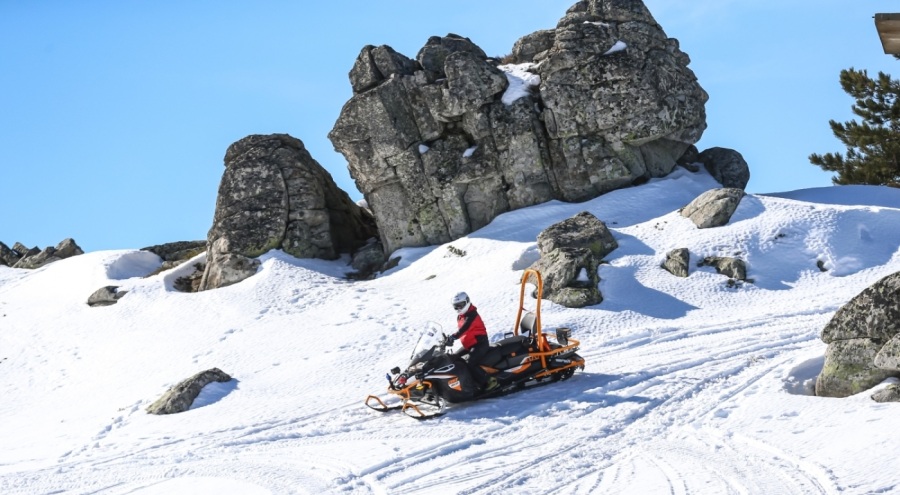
[{"xmin": 452, "ymin": 292, "xmax": 471, "ymax": 314}]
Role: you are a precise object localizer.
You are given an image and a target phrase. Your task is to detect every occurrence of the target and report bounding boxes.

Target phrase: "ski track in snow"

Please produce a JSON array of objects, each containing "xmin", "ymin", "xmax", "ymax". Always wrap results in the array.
[{"xmin": 2, "ymin": 170, "xmax": 900, "ymax": 494}]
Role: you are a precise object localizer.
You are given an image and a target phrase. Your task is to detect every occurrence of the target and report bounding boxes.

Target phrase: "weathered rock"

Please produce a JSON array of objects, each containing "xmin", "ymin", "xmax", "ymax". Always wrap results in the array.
[
  {"xmin": 874, "ymin": 334, "xmax": 900, "ymax": 370},
  {"xmin": 12, "ymin": 242, "xmax": 34, "ymax": 255},
  {"xmin": 698, "ymin": 256, "xmax": 747, "ymax": 281},
  {"xmin": 146, "ymin": 368, "xmax": 232, "ymax": 415},
  {"xmin": 537, "ymin": 211, "xmax": 618, "ymax": 258},
  {"xmin": 816, "ymin": 271, "xmax": 900, "ymax": 398},
  {"xmin": 821, "ymin": 272, "xmax": 900, "ymax": 343},
  {"xmin": 174, "ymin": 263, "xmax": 205, "ymax": 293},
  {"xmin": 0, "ymin": 241, "xmax": 21, "ymax": 267},
  {"xmin": 87, "ymin": 286, "xmax": 128, "ymax": 307},
  {"xmin": 698, "ymin": 147, "xmax": 750, "ymax": 190},
  {"xmin": 444, "ymin": 51, "xmax": 508, "ymax": 117},
  {"xmin": 417, "ymin": 33, "xmax": 488, "ymax": 78},
  {"xmin": 329, "ymin": 1, "xmax": 708, "ymax": 255},
  {"xmin": 662, "ymin": 248, "xmax": 690, "ymax": 277},
  {"xmin": 532, "ymin": 247, "xmax": 603, "ymax": 307},
  {"xmin": 816, "ymin": 339, "xmax": 897, "ymax": 398},
  {"xmin": 54, "ymin": 238, "xmax": 82, "ymax": 258},
  {"xmin": 348, "ymin": 240, "xmax": 387, "ymax": 280},
  {"xmin": 511, "ymin": 29, "xmax": 556, "ymax": 63},
  {"xmin": 142, "ymin": 241, "xmax": 206, "ymax": 262},
  {"xmin": 871, "ymin": 383, "xmax": 900, "ymax": 403},
  {"xmin": 200, "ymin": 134, "xmax": 378, "ymax": 290},
  {"xmin": 681, "ymin": 188, "xmax": 744, "ymax": 229},
  {"xmin": 540, "ymin": 2, "xmax": 707, "ymax": 189},
  {"xmin": 202, "ymin": 253, "xmax": 261, "ymax": 291},
  {"xmin": 530, "ymin": 212, "xmax": 615, "ymax": 308},
  {"xmin": 350, "ymin": 45, "xmax": 419, "ymax": 94},
  {"xmin": 13, "ymin": 238, "xmax": 83, "ymax": 269}
]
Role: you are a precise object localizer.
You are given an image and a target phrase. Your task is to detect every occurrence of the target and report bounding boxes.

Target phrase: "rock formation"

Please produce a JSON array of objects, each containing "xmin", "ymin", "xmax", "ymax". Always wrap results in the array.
[
  {"xmin": 0, "ymin": 238, "xmax": 84, "ymax": 269},
  {"xmin": 816, "ymin": 271, "xmax": 900, "ymax": 398},
  {"xmin": 329, "ymin": 0, "xmax": 708, "ymax": 255},
  {"xmin": 200, "ymin": 134, "xmax": 378, "ymax": 290},
  {"xmin": 530, "ymin": 211, "xmax": 617, "ymax": 307}
]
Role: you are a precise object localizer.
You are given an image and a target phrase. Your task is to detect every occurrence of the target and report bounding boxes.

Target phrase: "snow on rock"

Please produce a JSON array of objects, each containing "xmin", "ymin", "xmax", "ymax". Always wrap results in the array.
[
  {"xmin": 498, "ymin": 63, "xmax": 541, "ymax": 105},
  {"xmin": 603, "ymin": 40, "xmax": 627, "ymax": 56}
]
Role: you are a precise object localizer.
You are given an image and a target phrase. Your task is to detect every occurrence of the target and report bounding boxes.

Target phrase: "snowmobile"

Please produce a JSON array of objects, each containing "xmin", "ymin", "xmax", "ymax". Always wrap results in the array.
[{"xmin": 365, "ymin": 269, "xmax": 585, "ymax": 419}]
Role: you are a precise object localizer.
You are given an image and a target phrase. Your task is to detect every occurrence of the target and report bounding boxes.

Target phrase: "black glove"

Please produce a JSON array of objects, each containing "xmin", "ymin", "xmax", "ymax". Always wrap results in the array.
[{"xmin": 442, "ymin": 334, "xmax": 456, "ymax": 347}]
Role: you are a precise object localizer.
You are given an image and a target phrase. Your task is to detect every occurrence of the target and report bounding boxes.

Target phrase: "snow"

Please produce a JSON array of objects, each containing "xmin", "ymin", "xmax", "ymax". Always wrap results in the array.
[
  {"xmin": 2, "ymin": 169, "xmax": 900, "ymax": 494},
  {"xmin": 498, "ymin": 63, "xmax": 541, "ymax": 105},
  {"xmin": 418, "ymin": 144, "xmax": 429, "ymax": 154},
  {"xmin": 604, "ymin": 40, "xmax": 627, "ymax": 56},
  {"xmin": 463, "ymin": 145, "xmax": 478, "ymax": 158}
]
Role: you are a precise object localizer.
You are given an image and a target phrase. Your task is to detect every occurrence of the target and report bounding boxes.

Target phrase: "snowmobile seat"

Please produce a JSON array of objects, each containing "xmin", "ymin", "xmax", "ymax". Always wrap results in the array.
[
  {"xmin": 483, "ymin": 335, "xmax": 530, "ymax": 367},
  {"xmin": 520, "ymin": 311, "xmax": 537, "ymax": 336}
]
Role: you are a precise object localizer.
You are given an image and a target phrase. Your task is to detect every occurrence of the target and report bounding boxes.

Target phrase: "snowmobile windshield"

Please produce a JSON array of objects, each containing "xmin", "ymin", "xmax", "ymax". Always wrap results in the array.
[{"xmin": 409, "ymin": 322, "xmax": 444, "ymax": 364}]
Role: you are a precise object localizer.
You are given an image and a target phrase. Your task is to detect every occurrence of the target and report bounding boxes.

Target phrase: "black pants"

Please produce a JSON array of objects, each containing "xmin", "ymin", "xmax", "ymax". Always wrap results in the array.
[{"xmin": 455, "ymin": 335, "xmax": 490, "ymax": 388}]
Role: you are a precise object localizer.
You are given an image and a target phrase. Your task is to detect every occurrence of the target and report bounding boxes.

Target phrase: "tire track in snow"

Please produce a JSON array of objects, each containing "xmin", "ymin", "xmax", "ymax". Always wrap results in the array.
[
  {"xmin": 425, "ymin": 312, "xmax": 829, "ymax": 494},
  {"xmin": 551, "ymin": 312, "xmax": 839, "ymax": 495}
]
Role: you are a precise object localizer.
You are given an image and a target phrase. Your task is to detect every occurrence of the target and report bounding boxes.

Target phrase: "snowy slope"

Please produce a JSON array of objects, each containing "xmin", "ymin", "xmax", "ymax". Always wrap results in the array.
[{"xmin": 2, "ymin": 169, "xmax": 900, "ymax": 494}]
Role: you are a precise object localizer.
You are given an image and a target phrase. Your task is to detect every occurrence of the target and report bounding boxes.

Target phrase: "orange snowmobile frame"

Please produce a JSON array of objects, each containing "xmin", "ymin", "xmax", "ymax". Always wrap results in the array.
[
  {"xmin": 365, "ymin": 268, "xmax": 584, "ymax": 418},
  {"xmin": 511, "ymin": 269, "xmax": 584, "ymax": 379}
]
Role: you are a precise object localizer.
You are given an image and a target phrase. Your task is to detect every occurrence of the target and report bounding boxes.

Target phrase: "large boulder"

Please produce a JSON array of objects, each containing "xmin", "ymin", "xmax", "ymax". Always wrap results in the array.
[
  {"xmin": 817, "ymin": 339, "xmax": 897, "ymax": 398},
  {"xmin": 698, "ymin": 147, "xmax": 750, "ymax": 190},
  {"xmin": 329, "ymin": 0, "xmax": 708, "ymax": 255},
  {"xmin": 816, "ymin": 271, "xmax": 900, "ymax": 398},
  {"xmin": 530, "ymin": 212, "xmax": 617, "ymax": 307},
  {"xmin": 200, "ymin": 134, "xmax": 378, "ymax": 290},
  {"xmin": 681, "ymin": 188, "xmax": 744, "ymax": 229},
  {"xmin": 536, "ymin": 211, "xmax": 618, "ymax": 257},
  {"xmin": 146, "ymin": 368, "xmax": 233, "ymax": 415}
]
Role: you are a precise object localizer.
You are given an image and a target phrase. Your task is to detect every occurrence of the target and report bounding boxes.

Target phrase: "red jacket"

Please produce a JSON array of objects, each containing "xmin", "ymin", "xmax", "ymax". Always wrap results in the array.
[{"xmin": 455, "ymin": 304, "xmax": 487, "ymax": 349}]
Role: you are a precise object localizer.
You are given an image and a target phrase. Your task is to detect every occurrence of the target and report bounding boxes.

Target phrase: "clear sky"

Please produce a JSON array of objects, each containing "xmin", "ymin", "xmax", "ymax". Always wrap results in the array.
[{"xmin": 2, "ymin": 0, "xmax": 898, "ymax": 252}]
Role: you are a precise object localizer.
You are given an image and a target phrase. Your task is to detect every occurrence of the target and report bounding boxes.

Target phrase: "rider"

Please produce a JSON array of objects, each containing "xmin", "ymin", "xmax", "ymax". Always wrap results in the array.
[{"xmin": 447, "ymin": 292, "xmax": 499, "ymax": 392}]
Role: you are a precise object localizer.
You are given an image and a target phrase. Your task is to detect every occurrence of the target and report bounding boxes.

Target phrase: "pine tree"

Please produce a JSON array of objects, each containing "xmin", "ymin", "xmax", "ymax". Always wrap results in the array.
[{"xmin": 810, "ymin": 60, "xmax": 900, "ymax": 187}]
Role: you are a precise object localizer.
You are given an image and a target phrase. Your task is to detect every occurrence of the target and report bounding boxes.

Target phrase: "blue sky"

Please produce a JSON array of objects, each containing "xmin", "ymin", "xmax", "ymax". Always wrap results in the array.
[{"xmin": 2, "ymin": 1, "xmax": 898, "ymax": 252}]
